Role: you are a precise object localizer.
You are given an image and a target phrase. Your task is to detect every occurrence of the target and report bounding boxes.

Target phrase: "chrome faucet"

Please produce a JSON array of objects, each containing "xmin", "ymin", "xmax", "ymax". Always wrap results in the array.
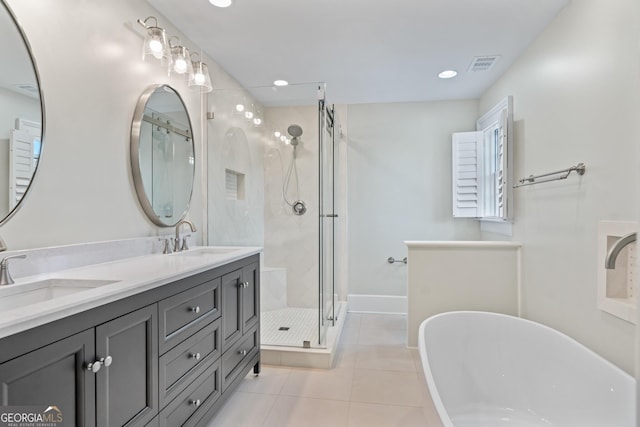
[
  {"xmin": 0, "ymin": 254, "xmax": 26, "ymax": 285},
  {"xmin": 174, "ymin": 220, "xmax": 197, "ymax": 252},
  {"xmin": 604, "ymin": 232, "xmax": 636, "ymax": 269}
]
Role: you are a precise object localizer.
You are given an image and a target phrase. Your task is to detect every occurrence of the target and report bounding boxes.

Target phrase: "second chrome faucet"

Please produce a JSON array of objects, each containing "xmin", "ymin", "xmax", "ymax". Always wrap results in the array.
[{"xmin": 174, "ymin": 220, "xmax": 197, "ymax": 252}]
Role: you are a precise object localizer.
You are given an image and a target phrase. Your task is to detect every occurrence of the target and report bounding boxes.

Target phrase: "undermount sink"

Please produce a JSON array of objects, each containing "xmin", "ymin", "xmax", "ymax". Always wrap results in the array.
[
  {"xmin": 0, "ymin": 278, "xmax": 120, "ymax": 310},
  {"xmin": 173, "ymin": 247, "xmax": 240, "ymax": 256}
]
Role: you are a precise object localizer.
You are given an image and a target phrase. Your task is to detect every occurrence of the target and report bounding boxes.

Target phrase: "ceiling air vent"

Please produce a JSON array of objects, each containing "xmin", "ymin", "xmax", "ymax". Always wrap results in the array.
[{"xmin": 467, "ymin": 55, "xmax": 501, "ymax": 73}]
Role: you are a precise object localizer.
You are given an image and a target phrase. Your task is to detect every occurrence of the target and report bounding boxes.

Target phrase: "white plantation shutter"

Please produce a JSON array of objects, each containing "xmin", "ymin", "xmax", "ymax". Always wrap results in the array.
[
  {"xmin": 496, "ymin": 108, "xmax": 508, "ymax": 218},
  {"xmin": 9, "ymin": 130, "xmax": 35, "ymax": 209},
  {"xmin": 452, "ymin": 131, "xmax": 481, "ymax": 218}
]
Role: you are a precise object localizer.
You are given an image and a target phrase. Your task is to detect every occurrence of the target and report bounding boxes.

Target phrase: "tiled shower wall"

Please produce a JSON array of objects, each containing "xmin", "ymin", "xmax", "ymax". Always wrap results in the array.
[{"xmin": 263, "ymin": 106, "xmax": 319, "ymax": 309}]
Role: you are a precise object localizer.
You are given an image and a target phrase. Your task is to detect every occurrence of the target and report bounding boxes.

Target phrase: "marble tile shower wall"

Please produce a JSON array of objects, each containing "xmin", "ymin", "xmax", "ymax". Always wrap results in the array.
[
  {"xmin": 207, "ymin": 89, "xmax": 266, "ymax": 248},
  {"xmin": 264, "ymin": 106, "xmax": 320, "ymax": 309}
]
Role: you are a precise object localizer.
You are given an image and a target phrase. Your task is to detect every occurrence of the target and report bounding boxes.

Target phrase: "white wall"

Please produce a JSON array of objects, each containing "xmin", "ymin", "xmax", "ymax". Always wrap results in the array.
[
  {"xmin": 1, "ymin": 0, "xmax": 262, "ymax": 251},
  {"xmin": 346, "ymin": 100, "xmax": 482, "ymax": 299},
  {"xmin": 479, "ymin": 0, "xmax": 640, "ymax": 374}
]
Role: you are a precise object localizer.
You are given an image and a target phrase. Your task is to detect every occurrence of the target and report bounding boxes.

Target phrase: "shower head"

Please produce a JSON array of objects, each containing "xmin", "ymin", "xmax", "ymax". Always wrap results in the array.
[{"xmin": 287, "ymin": 124, "xmax": 303, "ymax": 138}]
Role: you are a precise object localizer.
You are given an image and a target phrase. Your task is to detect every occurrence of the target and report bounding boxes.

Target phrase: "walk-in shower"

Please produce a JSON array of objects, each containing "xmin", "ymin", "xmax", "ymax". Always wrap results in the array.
[{"xmin": 206, "ymin": 82, "xmax": 345, "ymax": 364}]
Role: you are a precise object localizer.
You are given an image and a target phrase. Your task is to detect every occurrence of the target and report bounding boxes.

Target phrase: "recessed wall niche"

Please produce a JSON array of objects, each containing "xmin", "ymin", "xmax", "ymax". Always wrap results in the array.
[
  {"xmin": 597, "ymin": 220, "xmax": 637, "ymax": 324},
  {"xmin": 225, "ymin": 168, "xmax": 245, "ymax": 200}
]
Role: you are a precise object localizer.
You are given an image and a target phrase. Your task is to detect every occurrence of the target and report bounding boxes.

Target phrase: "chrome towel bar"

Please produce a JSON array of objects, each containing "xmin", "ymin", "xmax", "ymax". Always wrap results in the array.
[
  {"xmin": 514, "ymin": 163, "xmax": 585, "ymax": 188},
  {"xmin": 387, "ymin": 257, "xmax": 407, "ymax": 264}
]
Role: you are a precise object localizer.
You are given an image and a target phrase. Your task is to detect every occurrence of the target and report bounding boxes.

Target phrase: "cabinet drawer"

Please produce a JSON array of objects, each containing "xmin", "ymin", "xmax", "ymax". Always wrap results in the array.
[
  {"xmin": 159, "ymin": 318, "xmax": 221, "ymax": 408},
  {"xmin": 221, "ymin": 327, "xmax": 258, "ymax": 391},
  {"xmin": 159, "ymin": 278, "xmax": 221, "ymax": 354},
  {"xmin": 159, "ymin": 360, "xmax": 220, "ymax": 427}
]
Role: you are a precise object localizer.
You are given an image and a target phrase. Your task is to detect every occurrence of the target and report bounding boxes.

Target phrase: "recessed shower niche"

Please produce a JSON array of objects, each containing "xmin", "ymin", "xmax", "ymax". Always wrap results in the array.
[{"xmin": 597, "ymin": 221, "xmax": 637, "ymax": 324}]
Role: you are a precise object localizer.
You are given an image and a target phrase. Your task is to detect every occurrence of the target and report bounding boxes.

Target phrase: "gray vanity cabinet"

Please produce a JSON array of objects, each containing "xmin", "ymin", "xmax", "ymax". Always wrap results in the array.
[
  {"xmin": 96, "ymin": 304, "xmax": 158, "ymax": 427},
  {"xmin": 220, "ymin": 262, "xmax": 260, "ymax": 392},
  {"xmin": 0, "ymin": 253, "xmax": 260, "ymax": 427},
  {"xmin": 0, "ymin": 305, "xmax": 157, "ymax": 427},
  {"xmin": 0, "ymin": 329, "xmax": 96, "ymax": 427},
  {"xmin": 221, "ymin": 262, "xmax": 259, "ymax": 349}
]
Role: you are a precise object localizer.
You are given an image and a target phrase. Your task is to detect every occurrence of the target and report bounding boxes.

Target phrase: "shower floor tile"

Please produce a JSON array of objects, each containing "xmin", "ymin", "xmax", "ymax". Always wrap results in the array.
[{"xmin": 261, "ymin": 307, "xmax": 320, "ymax": 347}]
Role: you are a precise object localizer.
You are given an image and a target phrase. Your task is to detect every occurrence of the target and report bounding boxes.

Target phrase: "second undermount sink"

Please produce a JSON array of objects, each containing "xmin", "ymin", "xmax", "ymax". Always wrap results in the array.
[
  {"xmin": 173, "ymin": 247, "xmax": 240, "ymax": 257},
  {"xmin": 0, "ymin": 278, "xmax": 120, "ymax": 310}
]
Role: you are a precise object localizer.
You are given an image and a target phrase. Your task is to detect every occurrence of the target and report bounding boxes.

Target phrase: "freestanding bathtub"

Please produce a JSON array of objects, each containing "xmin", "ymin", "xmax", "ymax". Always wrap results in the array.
[{"xmin": 418, "ymin": 311, "xmax": 635, "ymax": 426}]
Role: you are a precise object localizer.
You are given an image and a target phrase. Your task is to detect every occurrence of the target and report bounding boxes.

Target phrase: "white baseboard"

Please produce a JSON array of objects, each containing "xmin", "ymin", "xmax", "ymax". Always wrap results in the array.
[{"xmin": 347, "ymin": 294, "xmax": 407, "ymax": 314}]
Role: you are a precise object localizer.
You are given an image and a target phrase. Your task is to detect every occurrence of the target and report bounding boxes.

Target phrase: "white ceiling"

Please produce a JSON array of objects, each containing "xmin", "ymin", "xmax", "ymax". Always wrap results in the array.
[{"xmin": 148, "ymin": 0, "xmax": 568, "ymax": 106}]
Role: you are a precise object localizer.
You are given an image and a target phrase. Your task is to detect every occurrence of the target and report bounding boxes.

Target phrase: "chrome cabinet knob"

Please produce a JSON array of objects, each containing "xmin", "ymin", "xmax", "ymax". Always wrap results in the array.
[
  {"xmin": 238, "ymin": 349, "xmax": 247, "ymax": 356},
  {"xmin": 239, "ymin": 281, "xmax": 249, "ymax": 288},
  {"xmin": 190, "ymin": 352, "xmax": 201, "ymax": 361},
  {"xmin": 86, "ymin": 355, "xmax": 113, "ymax": 373},
  {"xmin": 86, "ymin": 361, "xmax": 101, "ymax": 373},
  {"xmin": 189, "ymin": 306, "xmax": 201, "ymax": 314},
  {"xmin": 190, "ymin": 399, "xmax": 201, "ymax": 407},
  {"xmin": 102, "ymin": 356, "xmax": 113, "ymax": 367}
]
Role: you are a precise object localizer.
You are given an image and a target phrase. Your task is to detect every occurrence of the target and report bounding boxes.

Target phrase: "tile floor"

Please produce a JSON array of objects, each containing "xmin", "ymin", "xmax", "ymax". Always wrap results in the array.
[{"xmin": 205, "ymin": 313, "xmax": 443, "ymax": 427}]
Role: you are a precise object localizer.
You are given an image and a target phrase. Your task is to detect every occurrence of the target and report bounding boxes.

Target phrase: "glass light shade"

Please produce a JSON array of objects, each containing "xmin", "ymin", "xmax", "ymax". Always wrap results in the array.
[
  {"xmin": 142, "ymin": 26, "xmax": 171, "ymax": 65},
  {"xmin": 169, "ymin": 45, "xmax": 193, "ymax": 78},
  {"xmin": 188, "ymin": 61, "xmax": 213, "ymax": 93}
]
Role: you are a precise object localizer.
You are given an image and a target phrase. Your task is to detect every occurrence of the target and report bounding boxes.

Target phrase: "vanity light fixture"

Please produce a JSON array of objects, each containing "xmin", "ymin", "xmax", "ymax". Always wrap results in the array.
[
  {"xmin": 168, "ymin": 37, "xmax": 193, "ymax": 78},
  {"xmin": 137, "ymin": 16, "xmax": 171, "ymax": 65},
  {"xmin": 188, "ymin": 53, "xmax": 213, "ymax": 93},
  {"xmin": 209, "ymin": 0, "xmax": 233, "ymax": 7},
  {"xmin": 438, "ymin": 70, "xmax": 458, "ymax": 79}
]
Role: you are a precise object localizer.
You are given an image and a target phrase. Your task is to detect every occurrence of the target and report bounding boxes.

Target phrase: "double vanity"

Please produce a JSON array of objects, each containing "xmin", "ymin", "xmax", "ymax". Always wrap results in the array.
[{"xmin": 0, "ymin": 245, "xmax": 261, "ymax": 427}]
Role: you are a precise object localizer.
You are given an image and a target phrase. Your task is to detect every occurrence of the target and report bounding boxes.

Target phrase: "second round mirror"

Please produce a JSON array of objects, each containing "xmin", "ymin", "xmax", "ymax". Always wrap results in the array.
[{"xmin": 131, "ymin": 85, "xmax": 195, "ymax": 227}]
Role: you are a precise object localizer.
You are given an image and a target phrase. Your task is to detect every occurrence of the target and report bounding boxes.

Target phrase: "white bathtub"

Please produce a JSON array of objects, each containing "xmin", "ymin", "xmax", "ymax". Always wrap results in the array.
[{"xmin": 418, "ymin": 311, "xmax": 635, "ymax": 427}]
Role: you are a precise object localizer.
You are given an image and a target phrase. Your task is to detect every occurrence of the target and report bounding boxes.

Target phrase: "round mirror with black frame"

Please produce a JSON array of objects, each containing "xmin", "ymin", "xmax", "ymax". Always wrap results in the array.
[
  {"xmin": 131, "ymin": 84, "xmax": 195, "ymax": 227},
  {"xmin": 0, "ymin": 0, "xmax": 44, "ymax": 226}
]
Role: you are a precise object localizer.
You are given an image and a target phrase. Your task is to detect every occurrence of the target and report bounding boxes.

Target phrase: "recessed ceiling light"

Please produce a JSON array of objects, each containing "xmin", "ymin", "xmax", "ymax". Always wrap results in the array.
[
  {"xmin": 438, "ymin": 70, "xmax": 458, "ymax": 79},
  {"xmin": 209, "ymin": 0, "xmax": 232, "ymax": 7},
  {"xmin": 273, "ymin": 80, "xmax": 289, "ymax": 87}
]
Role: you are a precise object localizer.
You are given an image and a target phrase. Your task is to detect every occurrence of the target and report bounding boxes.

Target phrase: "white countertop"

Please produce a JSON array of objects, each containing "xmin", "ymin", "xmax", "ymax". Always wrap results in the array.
[{"xmin": 0, "ymin": 246, "xmax": 262, "ymax": 339}]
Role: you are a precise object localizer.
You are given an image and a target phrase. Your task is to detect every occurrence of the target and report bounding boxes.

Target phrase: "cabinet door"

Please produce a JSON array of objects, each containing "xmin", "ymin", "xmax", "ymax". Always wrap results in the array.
[
  {"xmin": 221, "ymin": 269, "xmax": 242, "ymax": 348},
  {"xmin": 241, "ymin": 262, "xmax": 259, "ymax": 334},
  {"xmin": 96, "ymin": 304, "xmax": 158, "ymax": 427},
  {"xmin": 0, "ymin": 329, "xmax": 96, "ymax": 427}
]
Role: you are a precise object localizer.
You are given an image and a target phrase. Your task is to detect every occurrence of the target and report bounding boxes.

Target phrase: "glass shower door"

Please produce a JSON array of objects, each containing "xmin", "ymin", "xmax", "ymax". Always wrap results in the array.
[{"xmin": 318, "ymin": 99, "xmax": 336, "ymax": 346}]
